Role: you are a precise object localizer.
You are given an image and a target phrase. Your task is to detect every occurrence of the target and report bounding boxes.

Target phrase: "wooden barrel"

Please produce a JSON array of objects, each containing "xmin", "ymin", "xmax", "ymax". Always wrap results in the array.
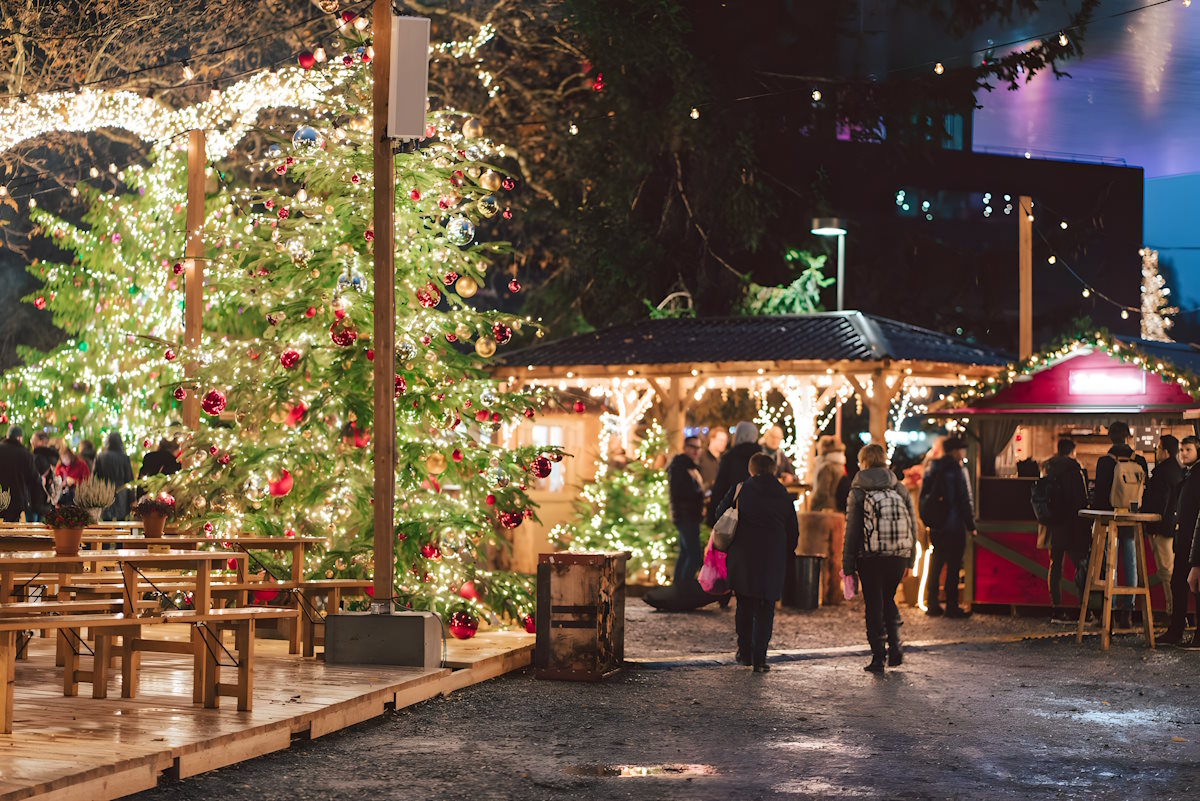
[{"xmin": 534, "ymin": 551, "xmax": 629, "ymax": 681}]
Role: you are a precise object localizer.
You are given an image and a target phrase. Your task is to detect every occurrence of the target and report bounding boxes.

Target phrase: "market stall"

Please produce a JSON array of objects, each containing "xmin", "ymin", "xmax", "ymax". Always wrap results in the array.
[{"xmin": 938, "ymin": 334, "xmax": 1200, "ymax": 610}]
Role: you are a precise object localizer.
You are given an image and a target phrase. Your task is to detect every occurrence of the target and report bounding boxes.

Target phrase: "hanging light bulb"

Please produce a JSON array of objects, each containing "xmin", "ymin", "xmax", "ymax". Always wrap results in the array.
[
  {"xmin": 1121, "ymin": 309, "xmax": 1130, "ymax": 320},
  {"xmin": 1060, "ymin": 221, "xmax": 1068, "ymax": 229},
  {"xmin": 1047, "ymin": 256, "xmax": 1056, "ymax": 265},
  {"xmin": 811, "ymin": 89, "xmax": 822, "ymax": 102},
  {"xmin": 1082, "ymin": 288, "xmax": 1091, "ymax": 298},
  {"xmin": 1058, "ymin": 32, "xmax": 1069, "ymax": 46},
  {"xmin": 934, "ymin": 62, "xmax": 945, "ymax": 75},
  {"xmin": 690, "ymin": 107, "xmax": 700, "ymax": 119},
  {"xmin": 181, "ymin": 62, "xmax": 195, "ymax": 82},
  {"xmin": 314, "ymin": 46, "xmax": 327, "ymax": 63}
]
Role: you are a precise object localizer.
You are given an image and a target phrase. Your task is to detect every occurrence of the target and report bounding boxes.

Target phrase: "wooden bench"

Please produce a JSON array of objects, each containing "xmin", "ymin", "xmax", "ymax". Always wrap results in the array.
[
  {"xmin": 155, "ymin": 607, "xmax": 300, "ymax": 710},
  {"xmin": 0, "ymin": 614, "xmax": 162, "ymax": 733}
]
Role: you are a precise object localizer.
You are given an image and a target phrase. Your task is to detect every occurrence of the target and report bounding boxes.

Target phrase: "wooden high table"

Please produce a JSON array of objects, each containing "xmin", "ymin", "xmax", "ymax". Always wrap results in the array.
[{"xmin": 1076, "ymin": 510, "xmax": 1158, "ymax": 650}]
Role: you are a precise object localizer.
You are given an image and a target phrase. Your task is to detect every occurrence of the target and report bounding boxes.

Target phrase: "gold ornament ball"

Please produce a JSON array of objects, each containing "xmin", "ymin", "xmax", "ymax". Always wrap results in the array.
[
  {"xmin": 474, "ymin": 337, "xmax": 497, "ymax": 358},
  {"xmin": 476, "ymin": 195, "xmax": 500, "ymax": 218},
  {"xmin": 466, "ymin": 165, "xmax": 481, "ymax": 180},
  {"xmin": 425, "ymin": 452, "xmax": 448, "ymax": 474},
  {"xmin": 325, "ymin": 569, "xmax": 335, "ymax": 579},
  {"xmin": 311, "ymin": 269, "xmax": 321, "ymax": 279},
  {"xmin": 462, "ymin": 118, "xmax": 484, "ymax": 138},
  {"xmin": 456, "ymin": 275, "xmax": 479, "ymax": 298},
  {"xmin": 479, "ymin": 170, "xmax": 502, "ymax": 191},
  {"xmin": 455, "ymin": 322, "xmax": 473, "ymax": 340}
]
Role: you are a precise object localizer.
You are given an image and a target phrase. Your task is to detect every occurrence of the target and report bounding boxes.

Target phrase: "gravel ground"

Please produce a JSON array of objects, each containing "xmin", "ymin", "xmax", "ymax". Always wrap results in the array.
[
  {"xmin": 131, "ymin": 602, "xmax": 1200, "ymax": 801},
  {"xmin": 625, "ymin": 596, "xmax": 1057, "ymax": 658}
]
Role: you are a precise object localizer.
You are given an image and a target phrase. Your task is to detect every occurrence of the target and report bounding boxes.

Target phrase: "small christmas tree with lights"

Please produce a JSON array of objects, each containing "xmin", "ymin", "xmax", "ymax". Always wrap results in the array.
[
  {"xmin": 1140, "ymin": 248, "xmax": 1177, "ymax": 342},
  {"xmin": 552, "ymin": 420, "xmax": 676, "ymax": 585},
  {"xmin": 0, "ymin": 152, "xmax": 213, "ymax": 444}
]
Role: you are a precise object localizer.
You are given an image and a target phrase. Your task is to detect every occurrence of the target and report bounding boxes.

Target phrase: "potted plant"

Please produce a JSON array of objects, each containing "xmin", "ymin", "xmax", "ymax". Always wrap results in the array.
[
  {"xmin": 0, "ymin": 487, "xmax": 9, "ymax": 516},
  {"xmin": 74, "ymin": 477, "xmax": 116, "ymax": 523},
  {"xmin": 43, "ymin": 505, "xmax": 92, "ymax": 555},
  {"xmin": 132, "ymin": 493, "xmax": 177, "ymax": 538}
]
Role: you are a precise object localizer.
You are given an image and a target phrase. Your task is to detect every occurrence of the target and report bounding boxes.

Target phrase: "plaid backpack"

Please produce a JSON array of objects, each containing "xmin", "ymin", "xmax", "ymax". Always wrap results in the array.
[{"xmin": 863, "ymin": 487, "xmax": 915, "ymax": 557}]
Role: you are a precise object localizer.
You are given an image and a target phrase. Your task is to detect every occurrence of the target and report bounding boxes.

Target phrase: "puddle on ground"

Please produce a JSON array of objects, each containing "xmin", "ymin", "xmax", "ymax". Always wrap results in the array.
[{"xmin": 564, "ymin": 763, "xmax": 718, "ymax": 778}]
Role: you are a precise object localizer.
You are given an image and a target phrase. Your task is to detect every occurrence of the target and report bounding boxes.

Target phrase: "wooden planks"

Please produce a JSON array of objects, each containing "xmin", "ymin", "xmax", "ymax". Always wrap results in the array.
[{"xmin": 0, "ymin": 627, "xmax": 531, "ymax": 801}]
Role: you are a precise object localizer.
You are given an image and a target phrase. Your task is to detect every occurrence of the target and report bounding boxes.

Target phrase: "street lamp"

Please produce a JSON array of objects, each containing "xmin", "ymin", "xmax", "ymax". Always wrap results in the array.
[{"xmin": 811, "ymin": 217, "xmax": 847, "ymax": 311}]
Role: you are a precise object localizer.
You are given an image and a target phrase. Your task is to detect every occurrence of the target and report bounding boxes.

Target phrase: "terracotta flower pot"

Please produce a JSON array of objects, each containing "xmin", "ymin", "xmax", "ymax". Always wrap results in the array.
[
  {"xmin": 142, "ymin": 513, "xmax": 166, "ymax": 538},
  {"xmin": 53, "ymin": 527, "xmax": 83, "ymax": 556}
]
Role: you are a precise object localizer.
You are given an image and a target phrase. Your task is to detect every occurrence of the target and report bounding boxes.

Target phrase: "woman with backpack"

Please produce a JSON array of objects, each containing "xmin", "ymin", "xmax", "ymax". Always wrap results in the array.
[{"xmin": 843, "ymin": 444, "xmax": 916, "ymax": 673}]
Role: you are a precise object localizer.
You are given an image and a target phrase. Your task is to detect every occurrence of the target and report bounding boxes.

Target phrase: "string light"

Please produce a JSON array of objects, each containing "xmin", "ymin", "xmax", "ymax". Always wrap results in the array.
[
  {"xmin": 933, "ymin": 62, "xmax": 945, "ymax": 75},
  {"xmin": 811, "ymin": 89, "xmax": 822, "ymax": 102},
  {"xmin": 1058, "ymin": 32, "xmax": 1069, "ymax": 46},
  {"xmin": 181, "ymin": 62, "xmax": 195, "ymax": 82},
  {"xmin": 690, "ymin": 107, "xmax": 700, "ymax": 120}
]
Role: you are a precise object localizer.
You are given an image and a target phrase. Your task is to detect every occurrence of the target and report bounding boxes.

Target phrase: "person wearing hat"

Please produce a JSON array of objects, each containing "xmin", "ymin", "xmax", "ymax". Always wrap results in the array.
[
  {"xmin": 1090, "ymin": 421, "xmax": 1148, "ymax": 631},
  {"xmin": 810, "ymin": 434, "xmax": 847, "ymax": 512},
  {"xmin": 918, "ymin": 436, "xmax": 976, "ymax": 617}
]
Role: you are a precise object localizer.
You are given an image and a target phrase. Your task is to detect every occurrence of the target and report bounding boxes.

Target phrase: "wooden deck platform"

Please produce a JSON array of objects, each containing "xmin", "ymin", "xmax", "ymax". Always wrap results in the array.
[{"xmin": 0, "ymin": 626, "xmax": 533, "ymax": 801}]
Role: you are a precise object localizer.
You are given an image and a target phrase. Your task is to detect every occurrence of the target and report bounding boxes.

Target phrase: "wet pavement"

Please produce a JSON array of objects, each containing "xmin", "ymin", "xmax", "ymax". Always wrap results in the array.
[{"xmin": 132, "ymin": 603, "xmax": 1200, "ymax": 800}]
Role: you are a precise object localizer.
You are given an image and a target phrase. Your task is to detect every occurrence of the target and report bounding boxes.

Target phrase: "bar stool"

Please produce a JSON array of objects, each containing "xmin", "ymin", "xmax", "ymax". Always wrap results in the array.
[{"xmin": 1077, "ymin": 510, "xmax": 1158, "ymax": 650}]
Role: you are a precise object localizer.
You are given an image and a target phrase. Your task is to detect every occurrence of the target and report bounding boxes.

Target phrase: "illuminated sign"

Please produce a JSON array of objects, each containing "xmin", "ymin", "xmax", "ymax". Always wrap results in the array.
[{"xmin": 1068, "ymin": 368, "xmax": 1146, "ymax": 396}]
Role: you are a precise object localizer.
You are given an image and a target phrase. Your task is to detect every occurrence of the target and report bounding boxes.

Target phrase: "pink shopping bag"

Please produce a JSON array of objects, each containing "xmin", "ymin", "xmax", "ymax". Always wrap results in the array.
[{"xmin": 698, "ymin": 539, "xmax": 729, "ymax": 595}]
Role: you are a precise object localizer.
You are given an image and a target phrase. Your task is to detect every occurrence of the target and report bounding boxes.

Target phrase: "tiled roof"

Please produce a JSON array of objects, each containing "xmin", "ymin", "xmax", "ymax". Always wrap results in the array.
[{"xmin": 502, "ymin": 312, "xmax": 1011, "ymax": 368}]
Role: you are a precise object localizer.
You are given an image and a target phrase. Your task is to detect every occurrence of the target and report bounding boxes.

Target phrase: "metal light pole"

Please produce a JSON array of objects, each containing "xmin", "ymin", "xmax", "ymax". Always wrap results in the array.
[{"xmin": 811, "ymin": 217, "xmax": 848, "ymax": 311}]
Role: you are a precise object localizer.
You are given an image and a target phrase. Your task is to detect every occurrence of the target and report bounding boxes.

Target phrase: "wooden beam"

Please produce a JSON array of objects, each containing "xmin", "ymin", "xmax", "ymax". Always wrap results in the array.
[
  {"xmin": 1019, "ymin": 194, "xmax": 1033, "ymax": 360},
  {"xmin": 182, "ymin": 129, "xmax": 206, "ymax": 430},
  {"xmin": 371, "ymin": 0, "xmax": 395, "ymax": 611}
]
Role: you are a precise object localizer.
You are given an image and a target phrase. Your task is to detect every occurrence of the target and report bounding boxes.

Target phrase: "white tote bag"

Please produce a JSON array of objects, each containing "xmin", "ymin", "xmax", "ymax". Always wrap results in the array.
[{"xmin": 711, "ymin": 483, "xmax": 743, "ymax": 552}]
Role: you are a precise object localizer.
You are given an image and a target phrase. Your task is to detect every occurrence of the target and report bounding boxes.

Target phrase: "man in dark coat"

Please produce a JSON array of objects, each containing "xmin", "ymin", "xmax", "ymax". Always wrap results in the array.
[
  {"xmin": 1162, "ymin": 436, "xmax": 1200, "ymax": 644},
  {"xmin": 1143, "ymin": 435, "xmax": 1185, "ymax": 617},
  {"xmin": 706, "ymin": 420, "xmax": 762, "ymax": 527},
  {"xmin": 0, "ymin": 425, "xmax": 45, "ymax": 523},
  {"xmin": 1042, "ymin": 438, "xmax": 1091, "ymax": 622},
  {"xmin": 668, "ymin": 437, "xmax": 706, "ymax": 585},
  {"xmin": 713, "ymin": 452, "xmax": 799, "ymax": 672},
  {"xmin": 28, "ymin": 430, "xmax": 59, "ymax": 520},
  {"xmin": 139, "ymin": 438, "xmax": 182, "ymax": 478},
  {"xmin": 1090, "ymin": 421, "xmax": 1148, "ymax": 629},
  {"xmin": 920, "ymin": 436, "xmax": 976, "ymax": 618}
]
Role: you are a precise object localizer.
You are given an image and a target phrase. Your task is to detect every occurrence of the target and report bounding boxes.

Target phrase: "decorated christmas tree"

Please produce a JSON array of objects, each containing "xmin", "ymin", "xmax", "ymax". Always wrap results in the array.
[
  {"xmin": 552, "ymin": 420, "xmax": 676, "ymax": 585},
  {"xmin": 1140, "ymin": 247, "xmax": 1177, "ymax": 342},
  {"xmin": 132, "ymin": 48, "xmax": 557, "ymax": 625},
  {"xmin": 0, "ymin": 151, "xmax": 210, "ymax": 444}
]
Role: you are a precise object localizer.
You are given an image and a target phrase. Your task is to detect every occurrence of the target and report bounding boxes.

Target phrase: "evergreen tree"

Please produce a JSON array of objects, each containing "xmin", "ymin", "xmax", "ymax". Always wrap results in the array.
[
  {"xmin": 144, "ymin": 53, "xmax": 555, "ymax": 624},
  {"xmin": 552, "ymin": 420, "xmax": 676, "ymax": 585}
]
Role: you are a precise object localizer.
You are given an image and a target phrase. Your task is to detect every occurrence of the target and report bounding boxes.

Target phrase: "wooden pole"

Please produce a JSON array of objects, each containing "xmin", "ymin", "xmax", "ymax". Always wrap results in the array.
[
  {"xmin": 182, "ymin": 129, "xmax": 206, "ymax": 430},
  {"xmin": 1018, "ymin": 195, "xmax": 1033, "ymax": 360},
  {"xmin": 371, "ymin": 0, "xmax": 395, "ymax": 612}
]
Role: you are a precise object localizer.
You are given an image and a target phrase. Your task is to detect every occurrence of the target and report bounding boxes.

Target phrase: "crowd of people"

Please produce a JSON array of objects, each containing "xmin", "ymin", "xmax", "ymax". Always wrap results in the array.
[
  {"xmin": 0, "ymin": 424, "xmax": 181, "ymax": 523},
  {"xmin": 666, "ymin": 417, "xmax": 1200, "ymax": 675}
]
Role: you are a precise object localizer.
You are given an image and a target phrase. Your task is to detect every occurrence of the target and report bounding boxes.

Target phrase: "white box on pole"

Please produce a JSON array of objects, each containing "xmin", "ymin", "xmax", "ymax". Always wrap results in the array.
[{"xmin": 388, "ymin": 15, "xmax": 431, "ymax": 140}]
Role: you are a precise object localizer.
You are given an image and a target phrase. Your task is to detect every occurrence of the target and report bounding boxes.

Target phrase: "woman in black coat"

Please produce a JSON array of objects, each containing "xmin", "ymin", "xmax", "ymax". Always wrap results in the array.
[
  {"xmin": 706, "ymin": 420, "xmax": 763, "ymax": 527},
  {"xmin": 714, "ymin": 452, "xmax": 800, "ymax": 672}
]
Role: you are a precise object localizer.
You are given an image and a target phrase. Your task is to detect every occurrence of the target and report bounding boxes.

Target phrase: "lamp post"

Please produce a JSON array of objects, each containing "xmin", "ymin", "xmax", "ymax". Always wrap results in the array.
[{"xmin": 811, "ymin": 217, "xmax": 847, "ymax": 311}]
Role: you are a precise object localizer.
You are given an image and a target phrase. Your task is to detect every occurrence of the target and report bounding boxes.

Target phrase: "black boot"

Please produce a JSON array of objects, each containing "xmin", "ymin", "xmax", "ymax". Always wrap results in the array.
[
  {"xmin": 886, "ymin": 628, "xmax": 903, "ymax": 667},
  {"xmin": 864, "ymin": 652, "xmax": 886, "ymax": 673}
]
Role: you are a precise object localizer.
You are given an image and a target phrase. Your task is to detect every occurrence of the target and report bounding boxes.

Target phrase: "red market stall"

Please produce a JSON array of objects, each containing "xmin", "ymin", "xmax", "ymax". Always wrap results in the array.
[{"xmin": 938, "ymin": 334, "xmax": 1200, "ymax": 611}]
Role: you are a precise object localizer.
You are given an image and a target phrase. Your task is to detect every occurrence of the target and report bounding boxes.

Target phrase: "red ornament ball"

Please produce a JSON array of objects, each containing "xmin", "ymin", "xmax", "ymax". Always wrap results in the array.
[
  {"xmin": 394, "ymin": 375, "xmax": 407, "ymax": 397},
  {"xmin": 530, "ymin": 456, "xmax": 552, "ymax": 479},
  {"xmin": 420, "ymin": 543, "xmax": 442, "ymax": 560},
  {"xmin": 451, "ymin": 448, "xmax": 463, "ymax": 462},
  {"xmin": 491, "ymin": 323, "xmax": 512, "ymax": 345},
  {"xmin": 201, "ymin": 389, "xmax": 227, "ymax": 416},
  {"xmin": 164, "ymin": 348, "xmax": 176, "ymax": 361},
  {"xmin": 284, "ymin": 528, "xmax": 296, "ymax": 538},
  {"xmin": 523, "ymin": 408, "xmax": 535, "ymax": 419},
  {"xmin": 329, "ymin": 318, "xmax": 358, "ymax": 347},
  {"xmin": 280, "ymin": 349, "xmax": 301, "ymax": 369},
  {"xmin": 268, "ymin": 469, "xmax": 293, "ymax": 497},
  {"xmin": 415, "ymin": 283, "xmax": 441, "ymax": 308},
  {"xmin": 172, "ymin": 262, "xmax": 184, "ymax": 275},
  {"xmin": 366, "ymin": 348, "xmax": 375, "ymax": 361},
  {"xmin": 502, "ymin": 177, "xmax": 516, "ymax": 191},
  {"xmin": 217, "ymin": 452, "xmax": 231, "ymax": 465},
  {"xmin": 499, "ymin": 511, "xmax": 524, "ymax": 529},
  {"xmin": 297, "ymin": 50, "xmax": 316, "ymax": 70},
  {"xmin": 409, "ymin": 188, "xmax": 421, "ymax": 201},
  {"xmin": 34, "ymin": 295, "xmax": 47, "ymax": 310},
  {"xmin": 209, "ymin": 445, "xmax": 219, "ymax": 456},
  {"xmin": 342, "ymin": 54, "xmax": 354, "ymax": 67},
  {"xmin": 173, "ymin": 386, "xmax": 187, "ymax": 401},
  {"xmin": 277, "ymin": 207, "xmax": 289, "ymax": 220},
  {"xmin": 502, "ymin": 208, "xmax": 513, "ymax": 220},
  {"xmin": 508, "ymin": 279, "xmax": 521, "ymax": 293},
  {"xmin": 485, "ymin": 494, "xmax": 496, "ymax": 506},
  {"xmin": 522, "ymin": 614, "xmax": 536, "ymax": 634},
  {"xmin": 304, "ymin": 306, "xmax": 316, "ymax": 318},
  {"xmin": 284, "ymin": 402, "xmax": 307, "ymax": 427},
  {"xmin": 458, "ymin": 581, "xmax": 480, "ymax": 601},
  {"xmin": 573, "ymin": 400, "xmax": 586, "ymax": 414},
  {"xmin": 448, "ymin": 610, "xmax": 478, "ymax": 640},
  {"xmin": 442, "ymin": 270, "xmax": 459, "ymax": 286}
]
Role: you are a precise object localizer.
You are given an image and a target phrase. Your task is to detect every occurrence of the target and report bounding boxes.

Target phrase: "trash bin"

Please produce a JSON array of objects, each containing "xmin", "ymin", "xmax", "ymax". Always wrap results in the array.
[
  {"xmin": 782, "ymin": 555, "xmax": 824, "ymax": 609},
  {"xmin": 534, "ymin": 551, "xmax": 629, "ymax": 681}
]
